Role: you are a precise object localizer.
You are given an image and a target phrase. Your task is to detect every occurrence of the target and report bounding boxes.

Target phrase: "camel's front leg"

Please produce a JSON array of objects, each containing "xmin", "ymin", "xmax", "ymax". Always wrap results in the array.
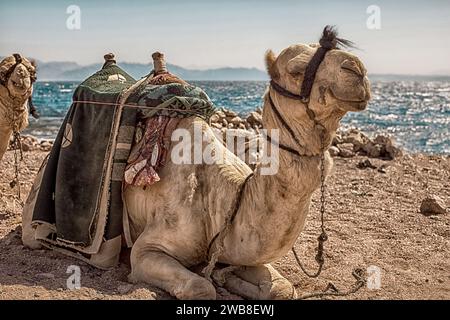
[
  {"xmin": 129, "ymin": 242, "xmax": 216, "ymax": 300},
  {"xmin": 0, "ymin": 127, "xmax": 12, "ymax": 161},
  {"xmin": 218, "ymin": 264, "xmax": 297, "ymax": 300}
]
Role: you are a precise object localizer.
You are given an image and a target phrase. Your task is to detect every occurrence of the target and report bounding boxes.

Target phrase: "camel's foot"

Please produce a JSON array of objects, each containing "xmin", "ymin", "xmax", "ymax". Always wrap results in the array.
[
  {"xmin": 129, "ymin": 247, "xmax": 216, "ymax": 300},
  {"xmin": 218, "ymin": 264, "xmax": 297, "ymax": 300}
]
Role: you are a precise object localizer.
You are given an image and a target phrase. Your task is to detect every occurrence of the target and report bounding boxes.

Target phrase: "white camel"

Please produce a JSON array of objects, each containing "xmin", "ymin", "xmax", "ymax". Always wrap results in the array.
[{"xmin": 23, "ymin": 30, "xmax": 371, "ymax": 300}]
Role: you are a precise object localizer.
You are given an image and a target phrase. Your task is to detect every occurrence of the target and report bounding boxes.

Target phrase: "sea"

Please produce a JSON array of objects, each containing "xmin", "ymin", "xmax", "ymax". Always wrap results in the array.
[{"xmin": 24, "ymin": 80, "xmax": 450, "ymax": 154}]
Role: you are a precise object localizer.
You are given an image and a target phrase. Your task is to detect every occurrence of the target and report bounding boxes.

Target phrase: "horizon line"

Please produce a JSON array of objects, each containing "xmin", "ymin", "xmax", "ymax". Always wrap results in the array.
[{"xmin": 3, "ymin": 55, "xmax": 450, "ymax": 77}]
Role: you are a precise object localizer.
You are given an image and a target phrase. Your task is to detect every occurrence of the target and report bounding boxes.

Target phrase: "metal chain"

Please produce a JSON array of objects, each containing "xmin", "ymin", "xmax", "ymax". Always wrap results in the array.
[
  {"xmin": 292, "ymin": 128, "xmax": 366, "ymax": 299},
  {"xmin": 9, "ymin": 130, "xmax": 23, "ymax": 201},
  {"xmin": 291, "ymin": 128, "xmax": 327, "ymax": 278}
]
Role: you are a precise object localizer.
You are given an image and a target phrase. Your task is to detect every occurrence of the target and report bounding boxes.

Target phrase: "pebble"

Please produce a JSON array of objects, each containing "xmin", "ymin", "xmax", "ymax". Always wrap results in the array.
[
  {"xmin": 420, "ymin": 195, "xmax": 447, "ymax": 216},
  {"xmin": 117, "ymin": 283, "xmax": 133, "ymax": 294},
  {"xmin": 357, "ymin": 159, "xmax": 377, "ymax": 169}
]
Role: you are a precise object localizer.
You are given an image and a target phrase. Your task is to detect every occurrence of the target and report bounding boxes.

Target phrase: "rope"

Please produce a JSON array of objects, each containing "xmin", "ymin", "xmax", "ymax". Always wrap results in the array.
[
  {"xmin": 296, "ymin": 268, "xmax": 366, "ymax": 300},
  {"xmin": 72, "ymin": 100, "xmax": 207, "ymax": 114},
  {"xmin": 203, "ymin": 173, "xmax": 254, "ymax": 282}
]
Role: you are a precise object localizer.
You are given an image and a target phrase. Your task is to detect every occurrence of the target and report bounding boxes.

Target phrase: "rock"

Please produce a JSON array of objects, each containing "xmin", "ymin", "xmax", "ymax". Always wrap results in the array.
[
  {"xmin": 20, "ymin": 135, "xmax": 39, "ymax": 152},
  {"xmin": 363, "ymin": 142, "xmax": 382, "ymax": 158},
  {"xmin": 209, "ymin": 113, "xmax": 221, "ymax": 123},
  {"xmin": 332, "ymin": 133, "xmax": 343, "ymax": 146},
  {"xmin": 246, "ymin": 112, "xmax": 263, "ymax": 127},
  {"xmin": 342, "ymin": 131, "xmax": 368, "ymax": 152},
  {"xmin": 230, "ymin": 116, "xmax": 243, "ymax": 126},
  {"xmin": 357, "ymin": 159, "xmax": 377, "ymax": 169},
  {"xmin": 211, "ymin": 122, "xmax": 222, "ymax": 129},
  {"xmin": 238, "ymin": 123, "xmax": 246, "ymax": 130},
  {"xmin": 337, "ymin": 143, "xmax": 355, "ymax": 158},
  {"xmin": 420, "ymin": 196, "xmax": 447, "ymax": 216},
  {"xmin": 223, "ymin": 109, "xmax": 238, "ymax": 118},
  {"xmin": 373, "ymin": 135, "xmax": 391, "ymax": 146},
  {"xmin": 255, "ymin": 107, "xmax": 263, "ymax": 114},
  {"xmin": 40, "ymin": 141, "xmax": 53, "ymax": 151},
  {"xmin": 215, "ymin": 110, "xmax": 226, "ymax": 119},
  {"xmin": 377, "ymin": 164, "xmax": 389, "ymax": 173},
  {"xmin": 386, "ymin": 143, "xmax": 402, "ymax": 159},
  {"xmin": 328, "ymin": 146, "xmax": 340, "ymax": 157},
  {"xmin": 117, "ymin": 283, "xmax": 133, "ymax": 295},
  {"xmin": 373, "ymin": 135, "xmax": 402, "ymax": 159},
  {"xmin": 221, "ymin": 119, "xmax": 228, "ymax": 127}
]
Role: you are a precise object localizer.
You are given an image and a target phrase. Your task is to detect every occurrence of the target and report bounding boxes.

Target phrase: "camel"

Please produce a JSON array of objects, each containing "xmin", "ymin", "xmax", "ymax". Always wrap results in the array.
[
  {"xmin": 22, "ymin": 28, "xmax": 371, "ymax": 300},
  {"xmin": 0, "ymin": 54, "xmax": 37, "ymax": 161},
  {"xmin": 123, "ymin": 33, "xmax": 371, "ymax": 299}
]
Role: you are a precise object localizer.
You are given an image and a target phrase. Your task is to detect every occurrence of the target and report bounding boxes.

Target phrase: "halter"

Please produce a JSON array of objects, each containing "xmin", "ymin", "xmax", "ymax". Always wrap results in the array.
[{"xmin": 264, "ymin": 25, "xmax": 354, "ymax": 158}]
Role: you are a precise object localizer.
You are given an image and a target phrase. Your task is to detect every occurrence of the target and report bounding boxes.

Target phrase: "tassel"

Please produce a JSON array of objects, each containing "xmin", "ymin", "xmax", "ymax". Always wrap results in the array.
[{"xmin": 28, "ymin": 96, "xmax": 39, "ymax": 119}]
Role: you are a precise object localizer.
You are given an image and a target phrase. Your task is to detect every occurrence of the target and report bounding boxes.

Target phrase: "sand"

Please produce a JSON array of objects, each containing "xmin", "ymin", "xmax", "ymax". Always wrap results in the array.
[{"xmin": 0, "ymin": 149, "xmax": 449, "ymax": 300}]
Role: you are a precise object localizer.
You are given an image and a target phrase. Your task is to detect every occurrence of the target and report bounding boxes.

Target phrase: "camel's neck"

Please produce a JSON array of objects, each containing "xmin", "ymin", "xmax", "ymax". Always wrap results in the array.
[
  {"xmin": 222, "ymin": 90, "xmax": 337, "ymax": 265},
  {"xmin": 0, "ymin": 85, "xmax": 29, "ymax": 129},
  {"xmin": 0, "ymin": 85, "xmax": 29, "ymax": 112}
]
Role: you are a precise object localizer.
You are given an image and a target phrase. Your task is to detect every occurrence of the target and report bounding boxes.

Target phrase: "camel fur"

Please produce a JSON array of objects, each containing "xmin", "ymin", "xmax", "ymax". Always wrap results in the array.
[
  {"xmin": 22, "ymin": 40, "xmax": 371, "ymax": 299},
  {"xmin": 0, "ymin": 55, "xmax": 36, "ymax": 161}
]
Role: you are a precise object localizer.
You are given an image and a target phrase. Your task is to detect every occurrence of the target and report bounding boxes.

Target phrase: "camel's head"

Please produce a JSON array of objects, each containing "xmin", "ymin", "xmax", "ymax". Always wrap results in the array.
[
  {"xmin": 265, "ymin": 28, "xmax": 371, "ymax": 120},
  {"xmin": 0, "ymin": 54, "xmax": 36, "ymax": 98}
]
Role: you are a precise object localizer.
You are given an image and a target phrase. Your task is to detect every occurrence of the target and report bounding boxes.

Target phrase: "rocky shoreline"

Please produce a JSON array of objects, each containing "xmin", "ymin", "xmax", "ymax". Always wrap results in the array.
[{"xmin": 13, "ymin": 108, "xmax": 404, "ymax": 161}]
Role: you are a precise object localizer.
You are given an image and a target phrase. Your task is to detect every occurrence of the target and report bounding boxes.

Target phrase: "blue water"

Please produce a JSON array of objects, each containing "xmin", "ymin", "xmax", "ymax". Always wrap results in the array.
[{"xmin": 25, "ymin": 81, "xmax": 450, "ymax": 154}]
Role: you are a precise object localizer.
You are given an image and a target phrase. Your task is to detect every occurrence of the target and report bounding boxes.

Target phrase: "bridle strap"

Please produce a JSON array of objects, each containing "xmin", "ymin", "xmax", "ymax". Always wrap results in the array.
[
  {"xmin": 267, "ymin": 92, "xmax": 305, "ymax": 150},
  {"xmin": 266, "ymin": 83, "xmax": 324, "ymax": 157},
  {"xmin": 263, "ymin": 131, "xmax": 312, "ymax": 158},
  {"xmin": 270, "ymin": 80, "xmax": 304, "ymax": 101},
  {"xmin": 270, "ymin": 80, "xmax": 318, "ymax": 122}
]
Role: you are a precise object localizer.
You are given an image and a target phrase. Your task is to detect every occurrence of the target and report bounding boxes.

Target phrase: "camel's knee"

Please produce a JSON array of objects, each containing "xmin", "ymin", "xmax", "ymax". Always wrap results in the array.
[
  {"xmin": 175, "ymin": 277, "xmax": 216, "ymax": 300},
  {"xmin": 129, "ymin": 245, "xmax": 216, "ymax": 300}
]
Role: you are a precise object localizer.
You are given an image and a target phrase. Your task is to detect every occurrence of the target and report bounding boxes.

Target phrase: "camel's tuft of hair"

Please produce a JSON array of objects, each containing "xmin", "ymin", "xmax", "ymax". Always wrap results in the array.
[
  {"xmin": 319, "ymin": 25, "xmax": 355, "ymax": 50},
  {"xmin": 265, "ymin": 50, "xmax": 279, "ymax": 80}
]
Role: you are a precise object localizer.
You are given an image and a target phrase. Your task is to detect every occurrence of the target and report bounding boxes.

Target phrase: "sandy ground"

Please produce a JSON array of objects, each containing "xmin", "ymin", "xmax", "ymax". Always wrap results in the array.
[{"xmin": 0, "ymin": 150, "xmax": 449, "ymax": 300}]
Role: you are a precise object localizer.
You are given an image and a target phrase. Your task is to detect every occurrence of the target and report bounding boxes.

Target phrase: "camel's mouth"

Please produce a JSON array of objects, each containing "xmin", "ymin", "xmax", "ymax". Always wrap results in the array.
[
  {"xmin": 341, "ymin": 99, "xmax": 369, "ymax": 111},
  {"xmin": 329, "ymin": 87, "xmax": 370, "ymax": 112}
]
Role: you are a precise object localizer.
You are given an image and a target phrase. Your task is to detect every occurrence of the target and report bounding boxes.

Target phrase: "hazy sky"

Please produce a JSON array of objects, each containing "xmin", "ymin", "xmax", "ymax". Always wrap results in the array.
[{"xmin": 1, "ymin": 0, "xmax": 449, "ymax": 74}]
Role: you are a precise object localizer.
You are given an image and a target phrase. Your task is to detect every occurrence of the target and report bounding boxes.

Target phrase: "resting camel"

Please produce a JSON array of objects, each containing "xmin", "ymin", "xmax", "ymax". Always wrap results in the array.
[
  {"xmin": 22, "ymin": 28, "xmax": 371, "ymax": 299},
  {"xmin": 0, "ymin": 54, "xmax": 37, "ymax": 161},
  {"xmin": 123, "ymin": 31, "xmax": 371, "ymax": 299}
]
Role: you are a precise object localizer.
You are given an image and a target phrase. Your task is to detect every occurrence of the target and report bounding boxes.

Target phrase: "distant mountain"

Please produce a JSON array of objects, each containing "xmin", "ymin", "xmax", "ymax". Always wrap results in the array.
[
  {"xmin": 368, "ymin": 74, "xmax": 450, "ymax": 82},
  {"xmin": 3, "ymin": 56, "xmax": 450, "ymax": 81},
  {"xmin": 29, "ymin": 60, "xmax": 269, "ymax": 81}
]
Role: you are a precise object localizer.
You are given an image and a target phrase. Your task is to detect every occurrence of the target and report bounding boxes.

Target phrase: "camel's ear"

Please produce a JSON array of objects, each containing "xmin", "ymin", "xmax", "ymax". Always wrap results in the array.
[
  {"xmin": 287, "ymin": 52, "xmax": 312, "ymax": 75},
  {"xmin": 265, "ymin": 49, "xmax": 279, "ymax": 80}
]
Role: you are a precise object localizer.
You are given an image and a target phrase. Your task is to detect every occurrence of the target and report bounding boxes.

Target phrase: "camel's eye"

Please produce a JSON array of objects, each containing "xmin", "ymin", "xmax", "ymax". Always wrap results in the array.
[{"xmin": 341, "ymin": 59, "xmax": 362, "ymax": 77}]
